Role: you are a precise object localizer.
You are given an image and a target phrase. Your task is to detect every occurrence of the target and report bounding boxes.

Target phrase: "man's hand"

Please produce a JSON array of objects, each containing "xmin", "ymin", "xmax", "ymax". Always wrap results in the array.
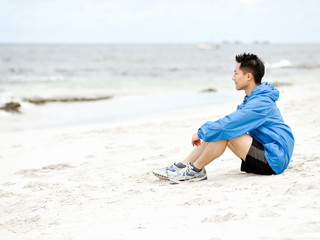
[{"xmin": 192, "ymin": 133, "xmax": 201, "ymax": 147}]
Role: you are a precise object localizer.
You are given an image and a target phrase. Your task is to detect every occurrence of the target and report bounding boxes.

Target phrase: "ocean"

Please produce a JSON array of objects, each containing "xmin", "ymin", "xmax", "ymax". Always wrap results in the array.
[{"xmin": 0, "ymin": 43, "xmax": 319, "ymax": 132}]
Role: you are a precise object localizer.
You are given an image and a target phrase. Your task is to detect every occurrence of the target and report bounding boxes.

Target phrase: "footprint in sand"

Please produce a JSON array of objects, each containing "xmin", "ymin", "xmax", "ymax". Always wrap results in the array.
[{"xmin": 42, "ymin": 164, "xmax": 73, "ymax": 171}]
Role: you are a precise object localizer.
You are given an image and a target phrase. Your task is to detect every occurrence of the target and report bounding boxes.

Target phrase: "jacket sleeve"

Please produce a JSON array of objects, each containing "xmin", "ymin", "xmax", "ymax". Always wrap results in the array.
[{"xmin": 198, "ymin": 96, "xmax": 273, "ymax": 142}]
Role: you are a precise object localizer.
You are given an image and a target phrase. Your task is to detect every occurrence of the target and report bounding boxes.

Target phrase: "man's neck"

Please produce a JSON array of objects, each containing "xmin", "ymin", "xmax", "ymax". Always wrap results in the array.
[{"xmin": 245, "ymin": 83, "xmax": 258, "ymax": 97}]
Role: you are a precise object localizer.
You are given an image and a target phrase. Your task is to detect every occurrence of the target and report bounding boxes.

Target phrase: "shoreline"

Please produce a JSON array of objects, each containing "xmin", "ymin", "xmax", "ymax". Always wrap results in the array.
[
  {"xmin": 1, "ymin": 83, "xmax": 320, "ymax": 239},
  {"xmin": 0, "ymin": 90, "xmax": 240, "ymax": 134},
  {"xmin": 22, "ymin": 95, "xmax": 113, "ymax": 105}
]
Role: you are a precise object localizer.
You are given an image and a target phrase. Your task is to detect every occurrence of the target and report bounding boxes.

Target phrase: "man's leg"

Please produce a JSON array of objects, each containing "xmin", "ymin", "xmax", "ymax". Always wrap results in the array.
[
  {"xmin": 189, "ymin": 134, "xmax": 253, "ymax": 170},
  {"xmin": 180, "ymin": 141, "xmax": 210, "ymax": 165},
  {"xmin": 227, "ymin": 134, "xmax": 253, "ymax": 160},
  {"xmin": 185, "ymin": 140, "xmax": 228, "ymax": 169},
  {"xmin": 167, "ymin": 134, "xmax": 253, "ymax": 182}
]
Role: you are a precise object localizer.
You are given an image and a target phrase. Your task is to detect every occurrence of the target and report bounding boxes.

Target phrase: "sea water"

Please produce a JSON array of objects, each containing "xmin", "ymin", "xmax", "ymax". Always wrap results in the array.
[{"xmin": 0, "ymin": 43, "xmax": 319, "ymax": 132}]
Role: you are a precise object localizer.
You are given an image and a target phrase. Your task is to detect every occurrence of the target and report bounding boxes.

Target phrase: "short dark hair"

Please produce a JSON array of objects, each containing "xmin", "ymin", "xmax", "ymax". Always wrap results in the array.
[{"xmin": 235, "ymin": 53, "xmax": 265, "ymax": 84}]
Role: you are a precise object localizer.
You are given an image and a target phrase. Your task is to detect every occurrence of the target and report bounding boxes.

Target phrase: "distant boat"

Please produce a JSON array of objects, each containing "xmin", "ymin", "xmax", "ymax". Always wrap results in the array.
[
  {"xmin": 253, "ymin": 40, "xmax": 270, "ymax": 45},
  {"xmin": 197, "ymin": 43, "xmax": 219, "ymax": 50}
]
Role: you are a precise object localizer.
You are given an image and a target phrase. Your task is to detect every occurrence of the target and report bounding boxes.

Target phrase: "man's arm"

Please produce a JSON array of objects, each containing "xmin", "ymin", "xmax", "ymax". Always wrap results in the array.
[{"xmin": 198, "ymin": 96, "xmax": 273, "ymax": 142}]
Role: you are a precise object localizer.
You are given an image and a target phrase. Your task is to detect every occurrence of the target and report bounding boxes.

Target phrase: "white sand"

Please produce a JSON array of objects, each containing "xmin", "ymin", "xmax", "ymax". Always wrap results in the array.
[{"xmin": 0, "ymin": 84, "xmax": 320, "ymax": 240}]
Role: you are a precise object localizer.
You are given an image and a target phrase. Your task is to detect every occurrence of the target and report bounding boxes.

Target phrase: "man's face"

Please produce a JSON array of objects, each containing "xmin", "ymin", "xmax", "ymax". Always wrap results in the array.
[{"xmin": 232, "ymin": 63, "xmax": 249, "ymax": 91}]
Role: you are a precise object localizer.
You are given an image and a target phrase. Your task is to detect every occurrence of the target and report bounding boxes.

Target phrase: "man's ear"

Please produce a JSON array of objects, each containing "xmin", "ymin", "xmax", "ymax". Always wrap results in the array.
[{"xmin": 247, "ymin": 72, "xmax": 253, "ymax": 81}]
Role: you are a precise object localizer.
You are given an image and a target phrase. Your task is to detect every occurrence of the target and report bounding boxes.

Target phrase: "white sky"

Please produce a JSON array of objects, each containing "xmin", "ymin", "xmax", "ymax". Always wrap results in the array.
[{"xmin": 0, "ymin": 0, "xmax": 319, "ymax": 43}]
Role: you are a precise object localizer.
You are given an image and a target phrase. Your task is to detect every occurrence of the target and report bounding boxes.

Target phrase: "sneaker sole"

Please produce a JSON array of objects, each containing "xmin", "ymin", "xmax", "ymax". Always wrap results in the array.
[
  {"xmin": 169, "ymin": 175, "xmax": 208, "ymax": 184},
  {"xmin": 152, "ymin": 171, "xmax": 169, "ymax": 180}
]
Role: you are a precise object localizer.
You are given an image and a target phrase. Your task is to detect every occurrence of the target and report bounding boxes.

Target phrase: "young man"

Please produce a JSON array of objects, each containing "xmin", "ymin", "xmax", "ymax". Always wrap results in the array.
[{"xmin": 153, "ymin": 53, "xmax": 294, "ymax": 183}]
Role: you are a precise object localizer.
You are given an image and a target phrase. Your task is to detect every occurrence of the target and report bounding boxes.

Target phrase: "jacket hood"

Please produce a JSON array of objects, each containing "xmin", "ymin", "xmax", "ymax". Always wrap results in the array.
[{"xmin": 250, "ymin": 82, "xmax": 279, "ymax": 102}]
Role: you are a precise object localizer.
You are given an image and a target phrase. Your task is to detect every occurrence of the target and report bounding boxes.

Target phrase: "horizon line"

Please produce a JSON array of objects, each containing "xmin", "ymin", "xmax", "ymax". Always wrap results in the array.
[{"xmin": 0, "ymin": 41, "xmax": 319, "ymax": 45}]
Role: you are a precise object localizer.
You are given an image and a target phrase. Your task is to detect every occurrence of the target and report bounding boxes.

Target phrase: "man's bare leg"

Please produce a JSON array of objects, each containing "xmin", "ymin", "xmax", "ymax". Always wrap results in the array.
[
  {"xmin": 180, "ymin": 141, "xmax": 210, "ymax": 166},
  {"xmin": 182, "ymin": 134, "xmax": 253, "ymax": 170},
  {"xmin": 191, "ymin": 140, "xmax": 228, "ymax": 169},
  {"xmin": 227, "ymin": 134, "xmax": 253, "ymax": 160}
]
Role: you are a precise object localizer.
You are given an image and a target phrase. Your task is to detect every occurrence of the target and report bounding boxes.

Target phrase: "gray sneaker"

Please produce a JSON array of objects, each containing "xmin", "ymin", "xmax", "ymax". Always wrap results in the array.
[
  {"xmin": 152, "ymin": 163, "xmax": 185, "ymax": 180},
  {"xmin": 168, "ymin": 163, "xmax": 207, "ymax": 183}
]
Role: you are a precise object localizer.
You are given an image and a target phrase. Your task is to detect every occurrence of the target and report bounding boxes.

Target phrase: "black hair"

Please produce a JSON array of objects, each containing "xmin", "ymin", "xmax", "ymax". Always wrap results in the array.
[{"xmin": 235, "ymin": 53, "xmax": 265, "ymax": 84}]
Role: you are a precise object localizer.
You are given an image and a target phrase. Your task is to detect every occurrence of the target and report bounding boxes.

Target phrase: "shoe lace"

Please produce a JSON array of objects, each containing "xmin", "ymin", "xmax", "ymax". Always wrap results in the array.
[{"xmin": 180, "ymin": 164, "xmax": 193, "ymax": 179}]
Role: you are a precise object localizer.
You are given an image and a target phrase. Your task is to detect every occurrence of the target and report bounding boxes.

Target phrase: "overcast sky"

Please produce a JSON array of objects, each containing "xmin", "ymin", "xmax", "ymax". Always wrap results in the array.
[{"xmin": 0, "ymin": 0, "xmax": 319, "ymax": 44}]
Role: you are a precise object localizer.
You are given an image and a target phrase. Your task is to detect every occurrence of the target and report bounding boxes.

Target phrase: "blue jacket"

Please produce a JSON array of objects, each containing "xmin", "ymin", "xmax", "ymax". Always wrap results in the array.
[{"xmin": 198, "ymin": 82, "xmax": 294, "ymax": 174}]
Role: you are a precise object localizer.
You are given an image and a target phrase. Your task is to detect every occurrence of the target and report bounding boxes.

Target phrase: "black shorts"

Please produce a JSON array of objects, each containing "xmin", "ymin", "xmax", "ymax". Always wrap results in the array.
[{"xmin": 241, "ymin": 139, "xmax": 275, "ymax": 175}]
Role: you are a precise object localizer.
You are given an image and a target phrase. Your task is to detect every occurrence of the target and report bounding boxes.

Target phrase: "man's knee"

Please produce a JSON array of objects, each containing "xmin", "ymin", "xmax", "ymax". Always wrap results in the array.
[
  {"xmin": 199, "ymin": 140, "xmax": 228, "ymax": 152},
  {"xmin": 228, "ymin": 135, "xmax": 253, "ymax": 145},
  {"xmin": 227, "ymin": 135, "xmax": 253, "ymax": 160}
]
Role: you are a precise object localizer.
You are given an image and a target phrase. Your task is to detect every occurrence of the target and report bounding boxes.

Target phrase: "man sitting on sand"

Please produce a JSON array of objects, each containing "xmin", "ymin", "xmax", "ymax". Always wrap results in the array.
[{"xmin": 153, "ymin": 53, "xmax": 294, "ymax": 183}]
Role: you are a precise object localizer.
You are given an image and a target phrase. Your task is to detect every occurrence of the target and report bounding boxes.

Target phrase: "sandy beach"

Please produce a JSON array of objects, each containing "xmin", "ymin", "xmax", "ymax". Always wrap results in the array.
[{"xmin": 0, "ymin": 83, "xmax": 320, "ymax": 240}]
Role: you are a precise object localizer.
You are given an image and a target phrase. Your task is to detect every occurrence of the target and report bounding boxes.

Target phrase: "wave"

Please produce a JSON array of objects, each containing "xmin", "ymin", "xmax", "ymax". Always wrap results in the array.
[
  {"xmin": 0, "ymin": 76, "xmax": 64, "ymax": 84},
  {"xmin": 266, "ymin": 59, "xmax": 320, "ymax": 70},
  {"xmin": 284, "ymin": 64, "xmax": 320, "ymax": 69},
  {"xmin": 266, "ymin": 59, "xmax": 292, "ymax": 69}
]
